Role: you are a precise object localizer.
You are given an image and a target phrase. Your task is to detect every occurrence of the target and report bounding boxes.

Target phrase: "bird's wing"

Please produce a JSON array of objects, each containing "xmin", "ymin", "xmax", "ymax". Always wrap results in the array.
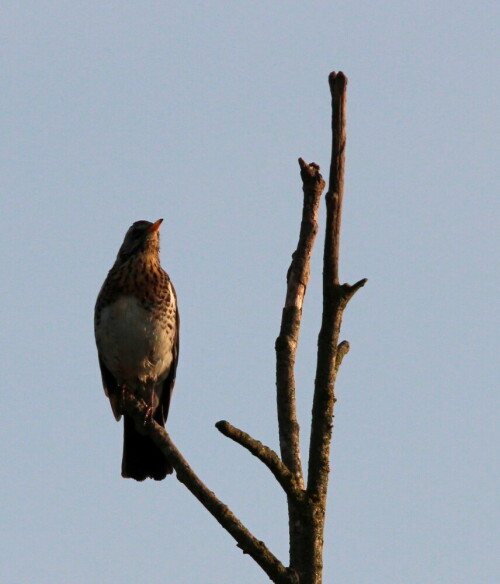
[
  {"xmin": 157, "ymin": 297, "xmax": 180, "ymax": 426},
  {"xmin": 97, "ymin": 353, "xmax": 122, "ymax": 421}
]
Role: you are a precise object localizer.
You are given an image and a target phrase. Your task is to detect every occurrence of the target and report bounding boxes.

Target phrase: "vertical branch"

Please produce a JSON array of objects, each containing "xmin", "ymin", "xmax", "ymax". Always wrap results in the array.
[
  {"xmin": 275, "ymin": 160, "xmax": 325, "ymax": 486},
  {"xmin": 302, "ymin": 71, "xmax": 365, "ymax": 584},
  {"xmin": 307, "ymin": 71, "xmax": 347, "ymax": 500},
  {"xmin": 327, "ymin": 72, "xmax": 347, "ymax": 287},
  {"xmin": 275, "ymin": 161, "xmax": 325, "ymax": 578}
]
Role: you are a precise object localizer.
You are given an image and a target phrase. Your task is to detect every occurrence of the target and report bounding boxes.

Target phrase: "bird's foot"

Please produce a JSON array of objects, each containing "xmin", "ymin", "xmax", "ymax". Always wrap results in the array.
[
  {"xmin": 144, "ymin": 406, "xmax": 154, "ymax": 426},
  {"xmin": 118, "ymin": 384, "xmax": 130, "ymax": 414},
  {"xmin": 143, "ymin": 386, "xmax": 156, "ymax": 425}
]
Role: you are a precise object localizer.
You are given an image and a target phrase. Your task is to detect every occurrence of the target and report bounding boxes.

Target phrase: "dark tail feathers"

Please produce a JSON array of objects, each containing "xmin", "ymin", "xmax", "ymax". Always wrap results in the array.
[{"xmin": 122, "ymin": 414, "xmax": 173, "ymax": 481}]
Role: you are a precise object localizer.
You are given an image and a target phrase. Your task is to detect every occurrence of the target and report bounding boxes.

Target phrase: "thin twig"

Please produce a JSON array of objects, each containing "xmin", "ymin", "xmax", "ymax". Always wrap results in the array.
[
  {"xmin": 343, "ymin": 277, "xmax": 368, "ymax": 303},
  {"xmin": 122, "ymin": 393, "xmax": 297, "ymax": 584},
  {"xmin": 215, "ymin": 420, "xmax": 304, "ymax": 502},
  {"xmin": 334, "ymin": 340, "xmax": 350, "ymax": 374}
]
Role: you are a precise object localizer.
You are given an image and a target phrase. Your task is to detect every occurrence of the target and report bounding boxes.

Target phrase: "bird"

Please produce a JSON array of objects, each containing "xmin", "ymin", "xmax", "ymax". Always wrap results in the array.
[{"xmin": 94, "ymin": 219, "xmax": 179, "ymax": 481}]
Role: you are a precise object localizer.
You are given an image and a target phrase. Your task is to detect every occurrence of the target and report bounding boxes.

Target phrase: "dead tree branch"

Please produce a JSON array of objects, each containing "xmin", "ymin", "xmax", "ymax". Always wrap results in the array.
[
  {"xmin": 302, "ymin": 71, "xmax": 367, "ymax": 584},
  {"xmin": 275, "ymin": 158, "xmax": 325, "ymax": 485},
  {"xmin": 215, "ymin": 420, "xmax": 304, "ymax": 501},
  {"xmin": 335, "ymin": 340, "xmax": 350, "ymax": 373},
  {"xmin": 122, "ymin": 392, "xmax": 297, "ymax": 584},
  {"xmin": 274, "ymin": 159, "xmax": 325, "ymax": 578}
]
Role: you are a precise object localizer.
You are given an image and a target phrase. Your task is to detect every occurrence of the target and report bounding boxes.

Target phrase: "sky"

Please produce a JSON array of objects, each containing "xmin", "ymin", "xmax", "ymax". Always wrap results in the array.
[{"xmin": 1, "ymin": 2, "xmax": 498, "ymax": 583}]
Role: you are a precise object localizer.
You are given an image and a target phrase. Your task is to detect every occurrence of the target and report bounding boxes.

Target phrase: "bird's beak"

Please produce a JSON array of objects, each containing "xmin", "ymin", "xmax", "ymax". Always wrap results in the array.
[{"xmin": 147, "ymin": 218, "xmax": 163, "ymax": 233}]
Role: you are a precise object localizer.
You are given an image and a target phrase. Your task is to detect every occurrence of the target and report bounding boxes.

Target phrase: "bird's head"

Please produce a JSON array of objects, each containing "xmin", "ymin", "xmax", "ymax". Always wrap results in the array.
[{"xmin": 116, "ymin": 219, "xmax": 163, "ymax": 261}]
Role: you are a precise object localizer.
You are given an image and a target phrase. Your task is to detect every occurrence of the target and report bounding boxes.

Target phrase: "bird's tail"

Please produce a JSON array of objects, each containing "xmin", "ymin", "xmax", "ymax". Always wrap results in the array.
[{"xmin": 122, "ymin": 414, "xmax": 173, "ymax": 481}]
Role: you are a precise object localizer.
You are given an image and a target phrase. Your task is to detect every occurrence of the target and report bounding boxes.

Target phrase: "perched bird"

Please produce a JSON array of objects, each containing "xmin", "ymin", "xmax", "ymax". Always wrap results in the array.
[{"xmin": 94, "ymin": 219, "xmax": 179, "ymax": 481}]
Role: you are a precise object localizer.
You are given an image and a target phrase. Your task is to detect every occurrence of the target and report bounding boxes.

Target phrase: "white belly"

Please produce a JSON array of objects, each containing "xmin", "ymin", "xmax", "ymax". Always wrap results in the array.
[{"xmin": 96, "ymin": 295, "xmax": 174, "ymax": 390}]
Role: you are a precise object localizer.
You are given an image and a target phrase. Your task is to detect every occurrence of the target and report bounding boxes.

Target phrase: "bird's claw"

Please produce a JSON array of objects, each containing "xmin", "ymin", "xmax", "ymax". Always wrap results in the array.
[{"xmin": 144, "ymin": 406, "xmax": 154, "ymax": 426}]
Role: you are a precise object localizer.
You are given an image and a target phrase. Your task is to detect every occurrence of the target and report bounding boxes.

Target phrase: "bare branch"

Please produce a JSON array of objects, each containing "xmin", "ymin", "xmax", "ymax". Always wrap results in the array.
[
  {"xmin": 307, "ymin": 71, "xmax": 349, "ymax": 501},
  {"xmin": 215, "ymin": 420, "xmax": 304, "ymax": 502},
  {"xmin": 276, "ymin": 158, "xmax": 325, "ymax": 488},
  {"xmin": 122, "ymin": 393, "xmax": 297, "ymax": 584},
  {"xmin": 326, "ymin": 71, "xmax": 348, "ymax": 287},
  {"xmin": 275, "ymin": 158, "xmax": 325, "ymax": 580},
  {"xmin": 334, "ymin": 340, "xmax": 350, "ymax": 373},
  {"xmin": 301, "ymin": 70, "xmax": 369, "ymax": 584},
  {"xmin": 342, "ymin": 277, "xmax": 368, "ymax": 303}
]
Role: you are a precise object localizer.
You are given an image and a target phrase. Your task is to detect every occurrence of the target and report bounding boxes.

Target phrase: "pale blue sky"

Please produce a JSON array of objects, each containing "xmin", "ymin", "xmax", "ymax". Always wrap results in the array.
[{"xmin": 1, "ymin": 2, "xmax": 498, "ymax": 583}]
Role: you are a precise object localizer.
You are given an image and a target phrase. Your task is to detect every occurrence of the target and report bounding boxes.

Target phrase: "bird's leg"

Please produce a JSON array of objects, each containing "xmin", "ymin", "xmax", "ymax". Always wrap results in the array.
[
  {"xmin": 119, "ymin": 384, "xmax": 129, "ymax": 414},
  {"xmin": 144, "ymin": 383, "xmax": 154, "ymax": 424}
]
